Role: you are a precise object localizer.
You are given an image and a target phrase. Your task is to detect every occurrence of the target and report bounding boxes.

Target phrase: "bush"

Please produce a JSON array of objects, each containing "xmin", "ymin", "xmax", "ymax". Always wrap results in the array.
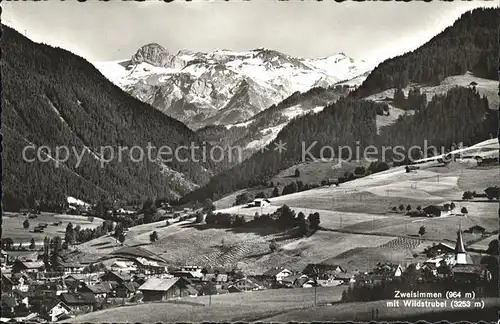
[{"xmin": 255, "ymin": 192, "xmax": 266, "ymax": 199}]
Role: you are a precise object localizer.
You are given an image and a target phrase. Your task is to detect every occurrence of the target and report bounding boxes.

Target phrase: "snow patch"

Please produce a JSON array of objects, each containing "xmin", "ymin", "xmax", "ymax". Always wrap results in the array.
[{"xmin": 67, "ymin": 196, "xmax": 90, "ymax": 206}]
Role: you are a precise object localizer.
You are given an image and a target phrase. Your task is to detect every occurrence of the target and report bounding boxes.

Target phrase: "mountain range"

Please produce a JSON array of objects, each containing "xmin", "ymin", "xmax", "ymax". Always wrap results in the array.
[
  {"xmin": 1, "ymin": 26, "xmax": 216, "ymax": 210},
  {"xmin": 94, "ymin": 46, "xmax": 372, "ymax": 129}
]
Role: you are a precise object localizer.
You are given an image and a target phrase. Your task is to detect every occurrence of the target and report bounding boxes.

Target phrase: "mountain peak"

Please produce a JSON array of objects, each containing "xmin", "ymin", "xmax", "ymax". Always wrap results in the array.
[{"xmin": 131, "ymin": 43, "xmax": 173, "ymax": 67}]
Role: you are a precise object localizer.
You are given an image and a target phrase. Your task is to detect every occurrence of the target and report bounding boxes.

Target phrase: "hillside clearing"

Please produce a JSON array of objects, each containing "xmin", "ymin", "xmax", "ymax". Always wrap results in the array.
[{"xmin": 2, "ymin": 212, "xmax": 105, "ymax": 245}]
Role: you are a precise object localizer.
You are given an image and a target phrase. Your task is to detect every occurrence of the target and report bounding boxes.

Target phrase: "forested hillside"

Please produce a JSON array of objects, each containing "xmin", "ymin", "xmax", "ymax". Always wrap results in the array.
[
  {"xmin": 352, "ymin": 7, "xmax": 498, "ymax": 98},
  {"xmin": 180, "ymin": 86, "xmax": 497, "ymax": 204},
  {"xmin": 378, "ymin": 86, "xmax": 497, "ymax": 159},
  {"xmin": 180, "ymin": 97, "xmax": 382, "ymax": 203},
  {"xmin": 1, "ymin": 26, "xmax": 215, "ymax": 210},
  {"xmin": 196, "ymin": 86, "xmax": 344, "ymax": 163}
]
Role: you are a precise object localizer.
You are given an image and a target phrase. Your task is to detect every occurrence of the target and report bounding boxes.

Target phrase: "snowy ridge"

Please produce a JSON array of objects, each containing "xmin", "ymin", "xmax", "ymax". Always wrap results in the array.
[{"xmin": 94, "ymin": 46, "xmax": 372, "ymax": 129}]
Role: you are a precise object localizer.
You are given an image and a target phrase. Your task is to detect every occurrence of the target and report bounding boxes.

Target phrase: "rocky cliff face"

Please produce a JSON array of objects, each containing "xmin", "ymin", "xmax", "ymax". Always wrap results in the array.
[{"xmin": 94, "ymin": 45, "xmax": 372, "ymax": 129}]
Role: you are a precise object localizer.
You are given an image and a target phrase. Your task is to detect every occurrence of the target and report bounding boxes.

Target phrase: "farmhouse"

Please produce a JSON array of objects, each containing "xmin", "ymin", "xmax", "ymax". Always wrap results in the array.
[
  {"xmin": 46, "ymin": 301, "xmax": 71, "ymax": 322},
  {"xmin": 451, "ymin": 264, "xmax": 491, "ymax": 283},
  {"xmin": 60, "ymin": 262, "xmax": 85, "ymax": 275},
  {"xmin": 79, "ymin": 283, "xmax": 113, "ymax": 299},
  {"xmin": 423, "ymin": 205, "xmax": 448, "ymax": 217},
  {"xmin": 110, "ymin": 260, "xmax": 138, "ymax": 273},
  {"xmin": 281, "ymin": 275, "xmax": 310, "ymax": 288},
  {"xmin": 484, "ymin": 186, "xmax": 499, "ymax": 200},
  {"xmin": 12, "ymin": 260, "xmax": 45, "ymax": 274},
  {"xmin": 425, "ymin": 242, "xmax": 456, "ymax": 257},
  {"xmin": 231, "ymin": 278, "xmax": 264, "ymax": 291},
  {"xmin": 134, "ymin": 257, "xmax": 168, "ymax": 274},
  {"xmin": 248, "ymin": 198, "xmax": 271, "ymax": 207},
  {"xmin": 465, "ymin": 225, "xmax": 486, "ymax": 235},
  {"xmin": 59, "ymin": 292, "xmax": 97, "ymax": 314},
  {"xmin": 138, "ymin": 277, "xmax": 196, "ymax": 302},
  {"xmin": 262, "ymin": 267, "xmax": 292, "ymax": 282},
  {"xmin": 99, "ymin": 271, "xmax": 131, "ymax": 285}
]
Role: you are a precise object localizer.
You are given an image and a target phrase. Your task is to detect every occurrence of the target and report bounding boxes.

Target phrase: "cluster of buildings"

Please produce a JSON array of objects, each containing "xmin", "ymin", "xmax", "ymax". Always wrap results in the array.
[{"xmin": 1, "ymin": 229, "xmax": 493, "ymax": 322}]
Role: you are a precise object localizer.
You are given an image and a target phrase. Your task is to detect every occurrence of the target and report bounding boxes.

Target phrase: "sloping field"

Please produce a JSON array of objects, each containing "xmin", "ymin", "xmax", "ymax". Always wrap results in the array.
[
  {"xmin": 365, "ymin": 72, "xmax": 499, "ymax": 110},
  {"xmin": 468, "ymin": 234, "xmax": 498, "ymax": 251},
  {"xmin": 2, "ymin": 212, "xmax": 105, "ymax": 245},
  {"xmin": 68, "ymin": 286, "xmax": 345, "ymax": 323}
]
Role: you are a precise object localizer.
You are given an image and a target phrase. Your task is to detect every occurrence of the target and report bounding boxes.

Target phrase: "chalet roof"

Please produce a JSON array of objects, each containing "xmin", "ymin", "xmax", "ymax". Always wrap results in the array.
[
  {"xmin": 16, "ymin": 260, "xmax": 44, "ymax": 269},
  {"xmin": 2, "ymin": 274, "xmax": 16, "ymax": 286},
  {"xmin": 48, "ymin": 301, "xmax": 71, "ymax": 312},
  {"xmin": 263, "ymin": 267, "xmax": 291, "ymax": 277},
  {"xmin": 100, "ymin": 271, "xmax": 131, "ymax": 282},
  {"xmin": 282, "ymin": 275, "xmax": 306, "ymax": 283},
  {"xmin": 203, "ymin": 273, "xmax": 228, "ymax": 282},
  {"xmin": 81, "ymin": 283, "xmax": 112, "ymax": 294},
  {"xmin": 227, "ymin": 285, "xmax": 242, "ymax": 292},
  {"xmin": 59, "ymin": 292, "xmax": 96, "ymax": 306},
  {"xmin": 138, "ymin": 277, "xmax": 179, "ymax": 291},
  {"xmin": 60, "ymin": 262, "xmax": 83, "ymax": 268},
  {"xmin": 452, "ymin": 264, "xmax": 487, "ymax": 274},
  {"xmin": 118, "ymin": 281, "xmax": 137, "ymax": 293},
  {"xmin": 64, "ymin": 273, "xmax": 100, "ymax": 282}
]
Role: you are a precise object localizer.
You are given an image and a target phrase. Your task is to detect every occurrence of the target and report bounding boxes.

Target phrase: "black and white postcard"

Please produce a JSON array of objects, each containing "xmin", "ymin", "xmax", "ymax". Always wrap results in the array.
[{"xmin": 1, "ymin": 0, "xmax": 499, "ymax": 322}]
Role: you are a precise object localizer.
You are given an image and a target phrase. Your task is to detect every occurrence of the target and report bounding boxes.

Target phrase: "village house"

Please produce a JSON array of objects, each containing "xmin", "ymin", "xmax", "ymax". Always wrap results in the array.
[
  {"xmin": 334, "ymin": 272, "xmax": 357, "ymax": 284},
  {"xmin": 110, "ymin": 260, "xmax": 138, "ymax": 273},
  {"xmin": 134, "ymin": 257, "xmax": 168, "ymax": 275},
  {"xmin": 39, "ymin": 281, "xmax": 69, "ymax": 296},
  {"xmin": 12, "ymin": 260, "xmax": 45, "ymax": 276},
  {"xmin": 451, "ymin": 264, "xmax": 491, "ymax": 283},
  {"xmin": 262, "ymin": 267, "xmax": 293, "ymax": 283},
  {"xmin": 484, "ymin": 186, "xmax": 499, "ymax": 200},
  {"xmin": 3, "ymin": 273, "xmax": 30, "ymax": 293},
  {"xmin": 59, "ymin": 292, "xmax": 97, "ymax": 314},
  {"xmin": 79, "ymin": 282, "xmax": 113, "ymax": 299},
  {"xmin": 302, "ymin": 263, "xmax": 345, "ymax": 279},
  {"xmin": 1, "ymin": 274, "xmax": 18, "ymax": 293},
  {"xmin": 60, "ymin": 262, "xmax": 85, "ymax": 275},
  {"xmin": 45, "ymin": 301, "xmax": 72, "ymax": 322},
  {"xmin": 230, "ymin": 277, "xmax": 264, "ymax": 292},
  {"xmin": 373, "ymin": 263, "xmax": 403, "ymax": 277},
  {"xmin": 115, "ymin": 281, "xmax": 139, "ymax": 298},
  {"xmin": 423, "ymin": 205, "xmax": 448, "ymax": 217},
  {"xmin": 10, "ymin": 290, "xmax": 30, "ymax": 308},
  {"xmin": 281, "ymin": 274, "xmax": 310, "ymax": 288},
  {"xmin": 64, "ymin": 273, "xmax": 101, "ymax": 291},
  {"xmin": 138, "ymin": 277, "xmax": 197, "ymax": 302},
  {"xmin": 465, "ymin": 225, "xmax": 486, "ymax": 235},
  {"xmin": 99, "ymin": 271, "xmax": 132, "ymax": 285},
  {"xmin": 247, "ymin": 198, "xmax": 271, "ymax": 208},
  {"xmin": 425, "ymin": 242, "xmax": 456, "ymax": 257}
]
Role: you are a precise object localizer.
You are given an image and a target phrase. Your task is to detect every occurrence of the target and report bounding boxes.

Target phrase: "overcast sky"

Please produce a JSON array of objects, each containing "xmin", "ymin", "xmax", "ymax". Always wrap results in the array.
[{"xmin": 3, "ymin": 1, "xmax": 497, "ymax": 65}]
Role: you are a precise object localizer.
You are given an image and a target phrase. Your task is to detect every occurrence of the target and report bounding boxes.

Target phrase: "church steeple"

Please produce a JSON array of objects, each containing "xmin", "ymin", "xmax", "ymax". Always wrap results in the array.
[{"xmin": 454, "ymin": 227, "xmax": 467, "ymax": 264}]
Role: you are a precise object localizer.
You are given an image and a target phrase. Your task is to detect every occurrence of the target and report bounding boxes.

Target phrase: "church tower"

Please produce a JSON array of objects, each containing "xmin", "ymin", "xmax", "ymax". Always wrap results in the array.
[{"xmin": 454, "ymin": 228, "xmax": 467, "ymax": 264}]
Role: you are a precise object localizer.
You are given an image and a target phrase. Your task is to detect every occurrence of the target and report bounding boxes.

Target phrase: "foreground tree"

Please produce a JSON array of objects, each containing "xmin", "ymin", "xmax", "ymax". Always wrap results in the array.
[
  {"xmin": 269, "ymin": 241, "xmax": 278, "ymax": 253},
  {"xmin": 118, "ymin": 233, "xmax": 126, "ymax": 245},
  {"xmin": 149, "ymin": 231, "xmax": 159, "ymax": 243},
  {"xmin": 29, "ymin": 238, "xmax": 36, "ymax": 250}
]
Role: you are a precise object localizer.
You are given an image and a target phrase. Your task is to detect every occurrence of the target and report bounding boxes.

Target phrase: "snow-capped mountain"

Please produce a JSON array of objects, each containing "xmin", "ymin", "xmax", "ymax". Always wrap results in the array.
[{"xmin": 94, "ymin": 44, "xmax": 373, "ymax": 129}]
